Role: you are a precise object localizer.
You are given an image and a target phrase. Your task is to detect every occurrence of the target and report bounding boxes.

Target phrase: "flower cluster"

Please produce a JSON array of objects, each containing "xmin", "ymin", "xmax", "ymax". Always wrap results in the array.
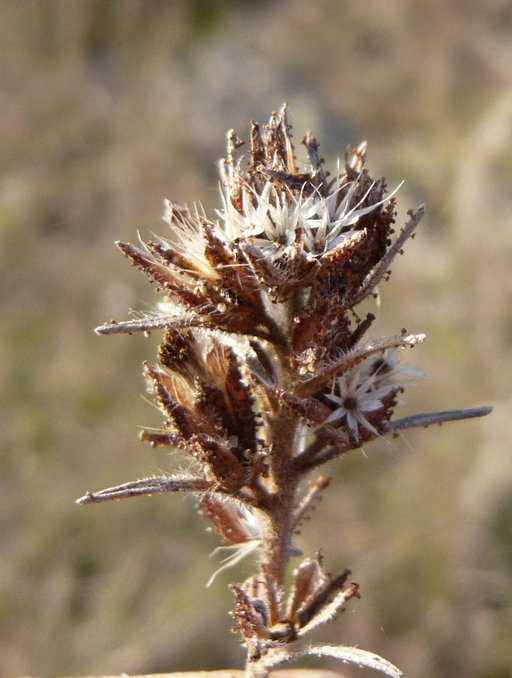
[{"xmin": 78, "ymin": 105, "xmax": 491, "ymax": 678}]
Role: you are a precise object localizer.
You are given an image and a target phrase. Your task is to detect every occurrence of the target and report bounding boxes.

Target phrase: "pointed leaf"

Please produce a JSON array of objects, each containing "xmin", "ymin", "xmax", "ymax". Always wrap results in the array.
[
  {"xmin": 262, "ymin": 643, "xmax": 402, "ymax": 678},
  {"xmin": 385, "ymin": 406, "xmax": 493, "ymax": 432},
  {"xmin": 76, "ymin": 474, "xmax": 212, "ymax": 504}
]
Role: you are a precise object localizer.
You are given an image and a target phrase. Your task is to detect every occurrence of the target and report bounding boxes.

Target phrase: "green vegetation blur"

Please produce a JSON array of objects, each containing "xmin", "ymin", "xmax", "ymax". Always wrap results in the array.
[{"xmin": 1, "ymin": 2, "xmax": 510, "ymax": 677}]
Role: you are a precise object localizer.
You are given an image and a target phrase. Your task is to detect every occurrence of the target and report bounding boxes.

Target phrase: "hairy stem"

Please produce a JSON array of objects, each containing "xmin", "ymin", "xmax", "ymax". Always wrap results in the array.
[
  {"xmin": 258, "ymin": 409, "xmax": 301, "ymax": 621},
  {"xmin": 245, "ymin": 658, "xmax": 269, "ymax": 678}
]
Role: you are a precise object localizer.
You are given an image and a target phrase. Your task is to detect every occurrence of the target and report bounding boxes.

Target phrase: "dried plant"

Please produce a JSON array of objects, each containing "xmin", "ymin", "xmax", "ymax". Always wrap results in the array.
[{"xmin": 77, "ymin": 105, "xmax": 491, "ymax": 678}]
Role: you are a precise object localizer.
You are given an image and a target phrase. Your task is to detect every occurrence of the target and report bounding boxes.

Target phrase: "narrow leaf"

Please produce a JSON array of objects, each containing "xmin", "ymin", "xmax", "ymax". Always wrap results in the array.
[
  {"xmin": 262, "ymin": 643, "xmax": 402, "ymax": 678},
  {"xmin": 302, "ymin": 644, "xmax": 402, "ymax": 678},
  {"xmin": 297, "ymin": 580, "xmax": 358, "ymax": 636},
  {"xmin": 385, "ymin": 406, "xmax": 493, "ymax": 432},
  {"xmin": 95, "ymin": 314, "xmax": 198, "ymax": 336},
  {"xmin": 353, "ymin": 204, "xmax": 425, "ymax": 305},
  {"xmin": 76, "ymin": 475, "xmax": 212, "ymax": 504}
]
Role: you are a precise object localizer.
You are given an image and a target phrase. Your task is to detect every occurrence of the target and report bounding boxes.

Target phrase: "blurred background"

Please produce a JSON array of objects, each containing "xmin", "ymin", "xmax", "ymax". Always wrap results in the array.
[{"xmin": 1, "ymin": 1, "xmax": 510, "ymax": 677}]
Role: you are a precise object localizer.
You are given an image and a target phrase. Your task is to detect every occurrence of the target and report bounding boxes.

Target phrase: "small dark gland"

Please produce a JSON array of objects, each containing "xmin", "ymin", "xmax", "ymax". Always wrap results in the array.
[{"xmin": 342, "ymin": 396, "xmax": 358, "ymax": 411}]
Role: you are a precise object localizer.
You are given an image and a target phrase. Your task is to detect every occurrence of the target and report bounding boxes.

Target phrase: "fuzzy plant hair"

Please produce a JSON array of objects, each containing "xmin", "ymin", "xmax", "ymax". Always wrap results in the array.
[{"xmin": 78, "ymin": 105, "xmax": 491, "ymax": 678}]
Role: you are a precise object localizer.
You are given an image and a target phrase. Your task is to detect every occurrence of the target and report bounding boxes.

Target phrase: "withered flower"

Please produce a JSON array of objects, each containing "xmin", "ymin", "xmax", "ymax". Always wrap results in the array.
[{"xmin": 77, "ymin": 105, "xmax": 491, "ymax": 678}]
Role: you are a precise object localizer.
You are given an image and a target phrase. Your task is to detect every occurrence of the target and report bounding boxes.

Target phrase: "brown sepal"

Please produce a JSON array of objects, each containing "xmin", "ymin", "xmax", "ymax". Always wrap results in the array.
[
  {"xmin": 223, "ymin": 350, "xmax": 258, "ymax": 452},
  {"xmin": 288, "ymin": 298, "xmax": 328, "ymax": 359},
  {"xmin": 143, "ymin": 361, "xmax": 200, "ymax": 442},
  {"xmin": 145, "ymin": 239, "xmax": 206, "ymax": 282},
  {"xmin": 197, "ymin": 495, "xmax": 253, "ymax": 544},
  {"xmin": 302, "ymin": 132, "xmax": 326, "ymax": 186},
  {"xmin": 286, "ymin": 552, "xmax": 326, "ymax": 623},
  {"xmin": 240, "ymin": 242, "xmax": 294, "ymax": 302},
  {"xmin": 202, "ymin": 222, "xmax": 262, "ymax": 307},
  {"xmin": 230, "ymin": 583, "xmax": 270, "ymax": 642},
  {"xmin": 278, "ymin": 388, "xmax": 332, "ymax": 428},
  {"xmin": 190, "ymin": 433, "xmax": 245, "ymax": 492},
  {"xmin": 289, "ymin": 289, "xmax": 352, "ymax": 361},
  {"xmin": 263, "ymin": 107, "xmax": 291, "ymax": 171},
  {"xmin": 295, "ymin": 568, "xmax": 352, "ymax": 629},
  {"xmin": 249, "ymin": 120, "xmax": 266, "ymax": 170},
  {"xmin": 193, "ymin": 377, "xmax": 235, "ymax": 437},
  {"xmin": 116, "ymin": 241, "xmax": 178, "ymax": 291},
  {"xmin": 315, "ymin": 230, "xmax": 367, "ymax": 290}
]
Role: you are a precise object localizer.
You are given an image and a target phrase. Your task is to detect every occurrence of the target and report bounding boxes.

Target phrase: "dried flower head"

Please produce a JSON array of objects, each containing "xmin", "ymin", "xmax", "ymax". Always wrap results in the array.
[{"xmin": 78, "ymin": 104, "xmax": 491, "ymax": 678}]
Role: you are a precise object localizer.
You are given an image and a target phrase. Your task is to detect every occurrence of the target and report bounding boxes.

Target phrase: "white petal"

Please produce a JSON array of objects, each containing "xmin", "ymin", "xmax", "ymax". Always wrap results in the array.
[
  {"xmin": 324, "ymin": 392, "xmax": 344, "ymax": 406},
  {"xmin": 322, "ymin": 409, "xmax": 346, "ymax": 426},
  {"xmin": 360, "ymin": 399, "xmax": 384, "ymax": 413},
  {"xmin": 346, "ymin": 412, "xmax": 360, "ymax": 437}
]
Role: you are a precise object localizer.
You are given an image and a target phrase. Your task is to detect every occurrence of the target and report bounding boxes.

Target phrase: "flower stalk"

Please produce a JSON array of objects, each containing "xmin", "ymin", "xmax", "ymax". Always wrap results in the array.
[{"xmin": 78, "ymin": 105, "xmax": 491, "ymax": 678}]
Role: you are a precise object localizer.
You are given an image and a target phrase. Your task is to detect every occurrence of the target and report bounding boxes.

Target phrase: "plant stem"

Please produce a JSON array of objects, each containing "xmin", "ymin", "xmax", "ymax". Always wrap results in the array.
[
  {"xmin": 262, "ymin": 407, "xmax": 300, "ymax": 566},
  {"xmin": 245, "ymin": 658, "xmax": 269, "ymax": 678}
]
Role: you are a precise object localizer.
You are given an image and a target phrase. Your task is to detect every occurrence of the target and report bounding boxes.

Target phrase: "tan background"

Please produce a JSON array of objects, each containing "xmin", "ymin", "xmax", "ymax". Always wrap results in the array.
[{"xmin": 1, "ymin": 2, "xmax": 510, "ymax": 677}]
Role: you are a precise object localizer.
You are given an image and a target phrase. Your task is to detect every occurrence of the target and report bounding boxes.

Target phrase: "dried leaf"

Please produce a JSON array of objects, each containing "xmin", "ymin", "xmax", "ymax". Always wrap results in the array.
[
  {"xmin": 261, "ymin": 643, "xmax": 402, "ymax": 678},
  {"xmin": 285, "ymin": 552, "xmax": 326, "ymax": 622}
]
